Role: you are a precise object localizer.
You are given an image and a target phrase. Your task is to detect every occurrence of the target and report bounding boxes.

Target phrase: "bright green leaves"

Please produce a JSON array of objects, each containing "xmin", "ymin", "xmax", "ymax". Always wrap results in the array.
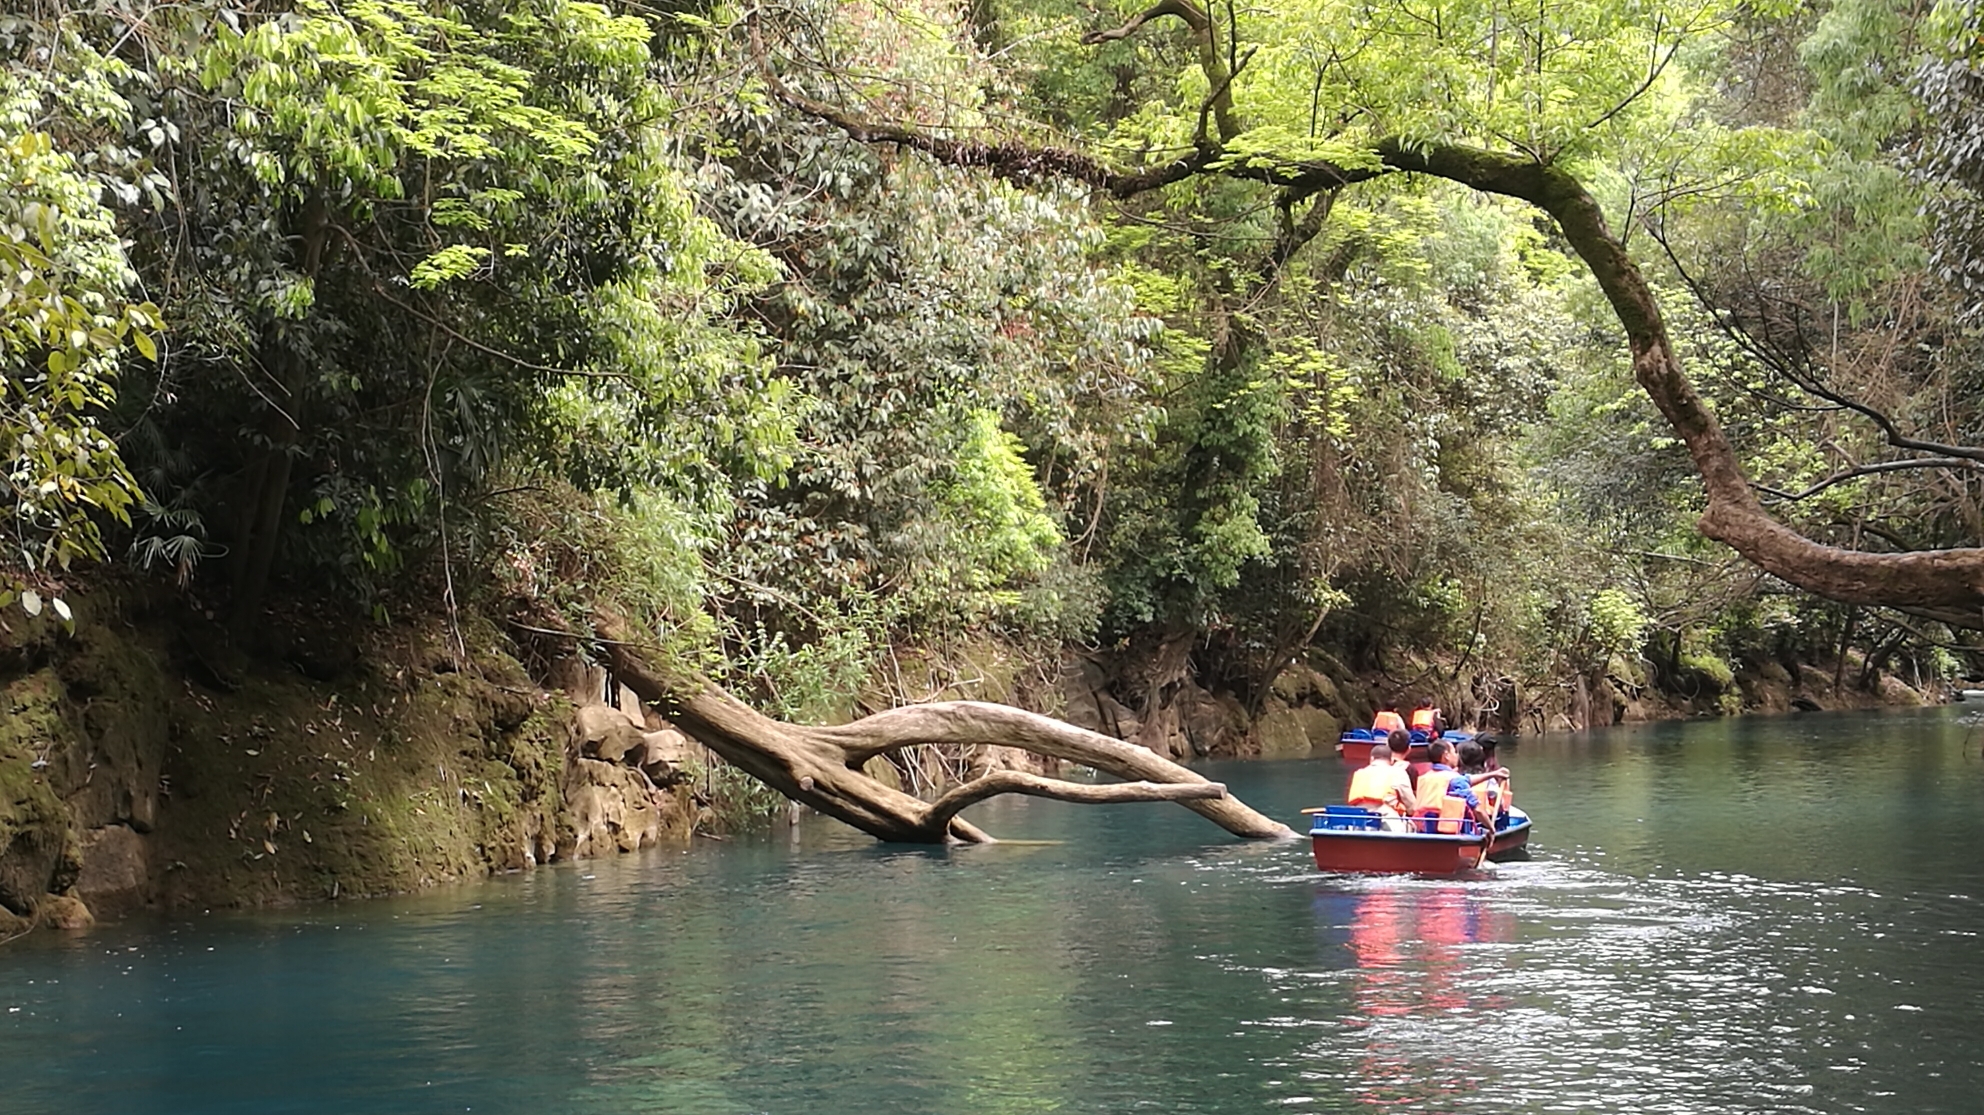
[
  {"xmin": 198, "ymin": 0, "xmax": 646, "ymax": 289},
  {"xmin": 408, "ymin": 245, "xmax": 493, "ymax": 290},
  {"xmin": 933, "ymin": 410, "xmax": 1064, "ymax": 591},
  {"xmin": 203, "ymin": 0, "xmax": 616, "ymax": 182},
  {"xmin": 1238, "ymin": 0, "xmax": 1734, "ymax": 161},
  {"xmin": 1, "ymin": 55, "xmax": 161, "ymax": 583},
  {"xmin": 1205, "ymin": 126, "xmax": 1385, "ymax": 177}
]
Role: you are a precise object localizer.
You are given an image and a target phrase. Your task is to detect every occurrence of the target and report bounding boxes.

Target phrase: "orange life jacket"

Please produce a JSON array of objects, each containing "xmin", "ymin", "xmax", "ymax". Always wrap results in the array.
[
  {"xmin": 1409, "ymin": 707, "xmax": 1438, "ymax": 732},
  {"xmin": 1414, "ymin": 769, "xmax": 1469, "ymax": 834},
  {"xmin": 1347, "ymin": 765, "xmax": 1405, "ymax": 812},
  {"xmin": 1372, "ymin": 710, "xmax": 1407, "ymax": 733}
]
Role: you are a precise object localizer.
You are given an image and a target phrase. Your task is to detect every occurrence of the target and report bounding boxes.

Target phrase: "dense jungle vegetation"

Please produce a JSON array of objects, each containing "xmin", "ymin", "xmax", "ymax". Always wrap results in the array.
[{"xmin": 7, "ymin": 0, "xmax": 1984, "ymax": 737}]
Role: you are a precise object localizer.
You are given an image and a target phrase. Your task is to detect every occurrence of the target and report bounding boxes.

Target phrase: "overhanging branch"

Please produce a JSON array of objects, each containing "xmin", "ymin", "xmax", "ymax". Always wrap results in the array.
[
  {"xmin": 758, "ymin": 14, "xmax": 1984, "ymax": 611},
  {"xmin": 1757, "ymin": 457, "xmax": 1984, "ymax": 503}
]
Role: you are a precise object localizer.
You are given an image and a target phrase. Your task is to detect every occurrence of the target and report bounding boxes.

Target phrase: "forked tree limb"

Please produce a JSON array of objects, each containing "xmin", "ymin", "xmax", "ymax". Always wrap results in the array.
[
  {"xmin": 587, "ymin": 612, "xmax": 1296, "ymax": 843},
  {"xmin": 1081, "ymin": 0, "xmax": 1242, "ymax": 144}
]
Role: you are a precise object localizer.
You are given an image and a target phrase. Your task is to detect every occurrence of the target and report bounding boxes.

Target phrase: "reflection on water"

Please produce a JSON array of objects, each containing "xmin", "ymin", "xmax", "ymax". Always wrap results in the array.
[
  {"xmin": 1332, "ymin": 885, "xmax": 1515, "ymax": 1110},
  {"xmin": 3, "ymin": 707, "xmax": 1984, "ymax": 1113}
]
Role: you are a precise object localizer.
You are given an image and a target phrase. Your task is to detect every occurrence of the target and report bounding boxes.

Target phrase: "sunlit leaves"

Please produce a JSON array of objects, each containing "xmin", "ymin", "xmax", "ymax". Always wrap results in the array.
[{"xmin": 1, "ymin": 46, "xmax": 161, "ymax": 583}]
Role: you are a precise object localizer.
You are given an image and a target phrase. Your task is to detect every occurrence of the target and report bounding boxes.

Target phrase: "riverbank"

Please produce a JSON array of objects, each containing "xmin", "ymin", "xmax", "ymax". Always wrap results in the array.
[
  {"xmin": 0, "ymin": 582, "xmax": 1941, "ymax": 934},
  {"xmin": 0, "ymin": 582, "xmax": 695, "ymax": 934}
]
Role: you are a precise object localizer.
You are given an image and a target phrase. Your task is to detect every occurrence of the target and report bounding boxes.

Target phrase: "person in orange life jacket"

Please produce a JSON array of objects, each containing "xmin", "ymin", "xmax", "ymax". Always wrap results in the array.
[
  {"xmin": 1412, "ymin": 740, "xmax": 1491, "ymax": 834},
  {"xmin": 1371, "ymin": 702, "xmax": 1407, "ymax": 734},
  {"xmin": 1408, "ymin": 702, "xmax": 1444, "ymax": 735},
  {"xmin": 1345, "ymin": 743, "xmax": 1414, "ymax": 831},
  {"xmin": 1455, "ymin": 739, "xmax": 1510, "ymax": 825}
]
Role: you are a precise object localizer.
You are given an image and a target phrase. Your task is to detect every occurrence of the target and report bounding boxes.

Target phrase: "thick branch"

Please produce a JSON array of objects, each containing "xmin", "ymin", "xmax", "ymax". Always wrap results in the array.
[
  {"xmin": 1082, "ymin": 0, "xmax": 1210, "ymax": 43},
  {"xmin": 808, "ymin": 700, "xmax": 1293, "ymax": 838},
  {"xmin": 923, "ymin": 773, "xmax": 1228, "ymax": 831}
]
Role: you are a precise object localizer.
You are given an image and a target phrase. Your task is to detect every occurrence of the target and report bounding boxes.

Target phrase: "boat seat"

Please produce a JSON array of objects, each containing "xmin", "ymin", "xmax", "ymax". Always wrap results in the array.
[
  {"xmin": 1316, "ymin": 805, "xmax": 1384, "ymax": 831},
  {"xmin": 1414, "ymin": 813, "xmax": 1483, "ymax": 836}
]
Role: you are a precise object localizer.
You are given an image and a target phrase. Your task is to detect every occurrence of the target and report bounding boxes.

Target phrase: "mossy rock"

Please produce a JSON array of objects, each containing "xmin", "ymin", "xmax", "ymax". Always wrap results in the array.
[
  {"xmin": 1876, "ymin": 674, "xmax": 1924, "ymax": 707},
  {"xmin": 0, "ymin": 669, "xmax": 74, "ymax": 915},
  {"xmin": 39, "ymin": 893, "xmax": 94, "ymax": 930},
  {"xmin": 1291, "ymin": 706, "xmax": 1341, "ymax": 751},
  {"xmin": 1255, "ymin": 700, "xmax": 1315, "ymax": 759}
]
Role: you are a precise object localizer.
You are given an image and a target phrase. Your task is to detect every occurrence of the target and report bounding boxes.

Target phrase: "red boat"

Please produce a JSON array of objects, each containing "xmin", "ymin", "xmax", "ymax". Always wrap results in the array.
[
  {"xmin": 1335, "ymin": 727, "xmax": 1479, "ymax": 763},
  {"xmin": 1305, "ymin": 806, "xmax": 1533, "ymax": 874},
  {"xmin": 1485, "ymin": 809, "xmax": 1531, "ymax": 859},
  {"xmin": 1337, "ymin": 736, "xmax": 1426, "ymax": 764}
]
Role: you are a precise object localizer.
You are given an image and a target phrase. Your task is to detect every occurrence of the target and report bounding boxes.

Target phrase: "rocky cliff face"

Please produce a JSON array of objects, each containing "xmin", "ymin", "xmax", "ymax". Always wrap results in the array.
[
  {"xmin": 1053, "ymin": 643, "xmax": 1934, "ymax": 762},
  {"xmin": 0, "ymin": 588, "xmax": 690, "ymax": 930}
]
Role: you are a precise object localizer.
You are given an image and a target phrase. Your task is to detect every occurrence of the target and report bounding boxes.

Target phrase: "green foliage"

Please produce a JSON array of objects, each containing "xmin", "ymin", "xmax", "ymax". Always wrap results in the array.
[
  {"xmin": 1588, "ymin": 588, "xmax": 1650, "ymax": 657},
  {"xmin": 11, "ymin": 0, "xmax": 797, "ymax": 617},
  {"xmin": 0, "ymin": 29, "xmax": 161, "ymax": 583},
  {"xmin": 917, "ymin": 409, "xmax": 1063, "ymax": 594},
  {"xmin": 682, "ymin": 755, "xmax": 790, "ymax": 835},
  {"xmin": 5, "ymin": 0, "xmax": 1971, "ymax": 725}
]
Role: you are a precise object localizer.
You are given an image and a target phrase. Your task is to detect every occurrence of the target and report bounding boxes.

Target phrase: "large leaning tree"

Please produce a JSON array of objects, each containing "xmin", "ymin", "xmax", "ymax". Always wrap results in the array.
[{"xmin": 749, "ymin": 0, "xmax": 1984, "ymax": 628}]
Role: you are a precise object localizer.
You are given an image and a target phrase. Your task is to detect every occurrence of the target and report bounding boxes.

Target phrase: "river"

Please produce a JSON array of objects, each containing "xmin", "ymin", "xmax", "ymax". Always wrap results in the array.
[{"xmin": 4, "ymin": 707, "xmax": 1983, "ymax": 1113}]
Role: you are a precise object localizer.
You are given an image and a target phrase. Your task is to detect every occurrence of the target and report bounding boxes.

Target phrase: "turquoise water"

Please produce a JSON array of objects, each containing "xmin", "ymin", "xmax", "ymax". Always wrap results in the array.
[{"xmin": 5, "ymin": 707, "xmax": 1984, "ymax": 1113}]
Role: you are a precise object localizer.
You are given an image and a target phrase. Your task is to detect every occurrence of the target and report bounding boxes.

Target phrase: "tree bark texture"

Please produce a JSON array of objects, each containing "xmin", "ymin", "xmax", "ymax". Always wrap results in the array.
[{"xmin": 591, "ymin": 613, "xmax": 1295, "ymax": 844}]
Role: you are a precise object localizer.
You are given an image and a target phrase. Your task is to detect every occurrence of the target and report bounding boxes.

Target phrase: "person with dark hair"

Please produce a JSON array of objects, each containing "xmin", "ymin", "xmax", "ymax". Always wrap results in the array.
[
  {"xmin": 1456, "ymin": 740, "xmax": 1510, "ymax": 825},
  {"xmin": 1395, "ymin": 728, "xmax": 1431, "ymax": 782},
  {"xmin": 1413, "ymin": 740, "xmax": 1491, "ymax": 834},
  {"xmin": 1372, "ymin": 701, "xmax": 1407, "ymax": 734}
]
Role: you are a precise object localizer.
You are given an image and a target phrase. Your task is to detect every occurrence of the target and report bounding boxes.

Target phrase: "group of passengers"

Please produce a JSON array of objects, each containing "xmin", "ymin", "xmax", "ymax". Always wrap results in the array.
[{"xmin": 1347, "ymin": 700, "xmax": 1510, "ymax": 834}]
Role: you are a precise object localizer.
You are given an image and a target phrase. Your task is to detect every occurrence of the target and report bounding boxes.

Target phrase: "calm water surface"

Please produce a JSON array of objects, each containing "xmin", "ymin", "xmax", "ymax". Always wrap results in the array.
[{"xmin": 6, "ymin": 707, "xmax": 1984, "ymax": 1113}]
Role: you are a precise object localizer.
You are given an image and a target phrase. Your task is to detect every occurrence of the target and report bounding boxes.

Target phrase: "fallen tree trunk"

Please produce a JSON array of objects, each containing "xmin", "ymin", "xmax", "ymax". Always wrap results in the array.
[{"xmin": 590, "ymin": 612, "xmax": 1294, "ymax": 844}]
